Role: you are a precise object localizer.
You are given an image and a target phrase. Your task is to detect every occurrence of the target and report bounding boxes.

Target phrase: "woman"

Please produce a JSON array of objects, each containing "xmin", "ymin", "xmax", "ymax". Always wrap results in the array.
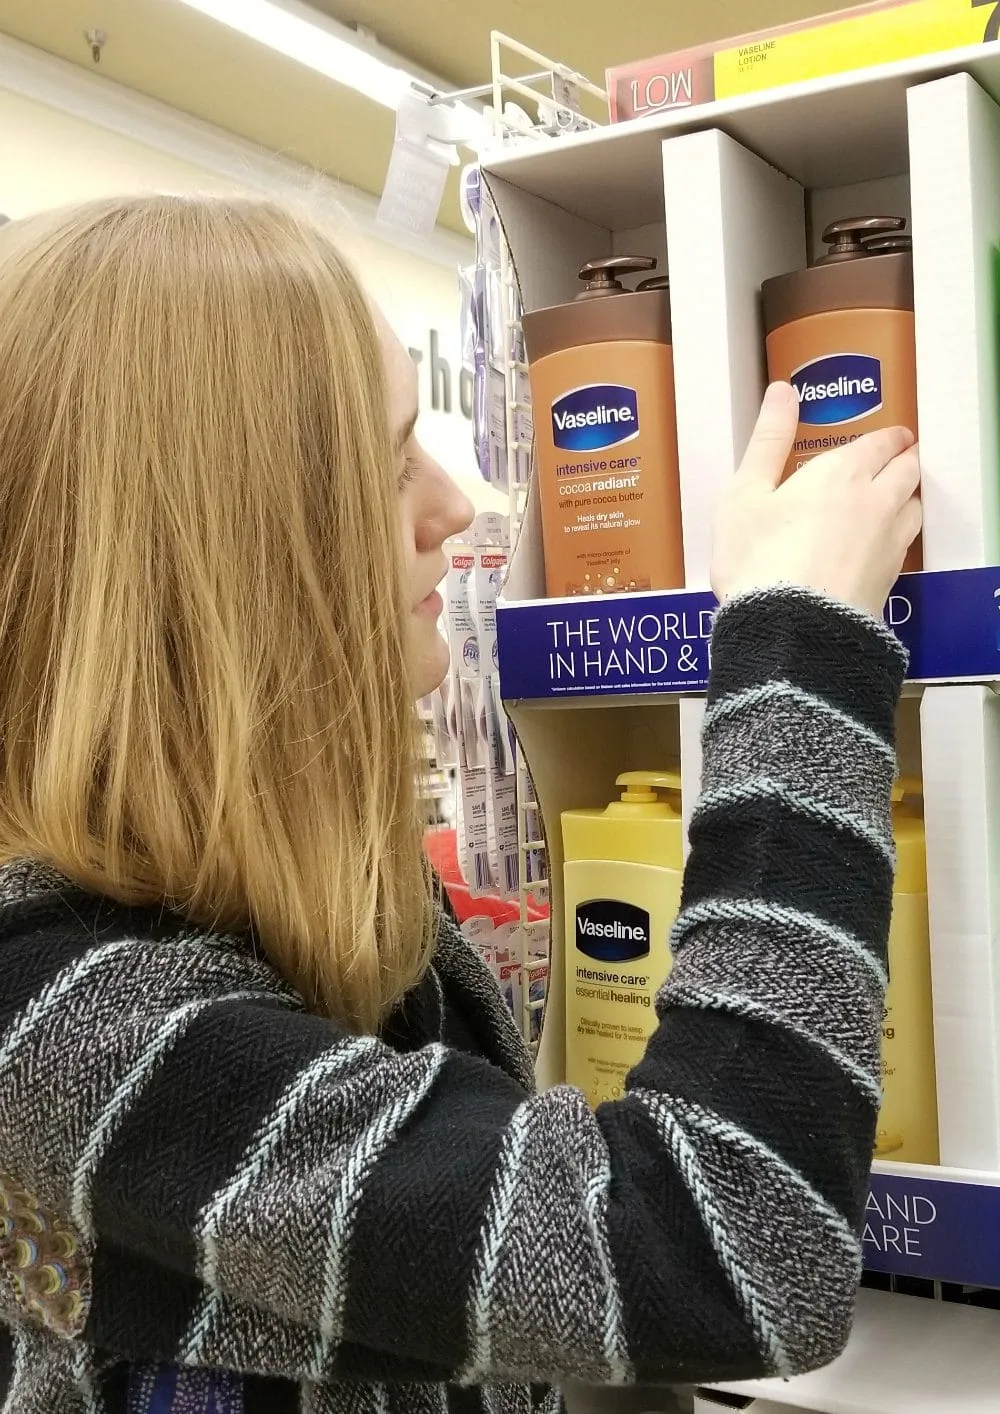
[{"xmin": 0, "ymin": 196, "xmax": 919, "ymax": 1414}]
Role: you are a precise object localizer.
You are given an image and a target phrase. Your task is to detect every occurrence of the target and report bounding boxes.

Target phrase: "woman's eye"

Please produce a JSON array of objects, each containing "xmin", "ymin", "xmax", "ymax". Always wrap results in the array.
[{"xmin": 398, "ymin": 457, "xmax": 419, "ymax": 490}]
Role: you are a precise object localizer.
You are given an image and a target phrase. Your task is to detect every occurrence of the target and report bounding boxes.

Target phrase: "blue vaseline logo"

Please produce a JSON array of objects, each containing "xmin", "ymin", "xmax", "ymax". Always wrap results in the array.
[
  {"xmin": 551, "ymin": 383, "xmax": 639, "ymax": 452},
  {"xmin": 791, "ymin": 353, "xmax": 883, "ymax": 427},
  {"xmin": 575, "ymin": 900, "xmax": 650, "ymax": 963}
]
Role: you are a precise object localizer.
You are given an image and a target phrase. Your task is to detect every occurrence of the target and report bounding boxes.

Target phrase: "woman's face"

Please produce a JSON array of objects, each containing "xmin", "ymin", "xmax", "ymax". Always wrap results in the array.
[{"xmin": 380, "ymin": 315, "xmax": 475, "ymax": 699}]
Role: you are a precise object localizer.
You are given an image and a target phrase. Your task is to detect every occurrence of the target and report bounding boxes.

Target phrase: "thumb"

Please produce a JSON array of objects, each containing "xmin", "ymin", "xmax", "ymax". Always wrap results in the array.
[{"xmin": 737, "ymin": 382, "xmax": 800, "ymax": 488}]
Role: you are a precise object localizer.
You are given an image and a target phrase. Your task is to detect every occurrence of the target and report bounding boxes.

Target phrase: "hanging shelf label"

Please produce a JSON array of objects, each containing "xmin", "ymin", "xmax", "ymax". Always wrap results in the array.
[
  {"xmin": 866, "ymin": 1164, "xmax": 1000, "ymax": 1286},
  {"xmin": 497, "ymin": 565, "xmax": 1000, "ymax": 701}
]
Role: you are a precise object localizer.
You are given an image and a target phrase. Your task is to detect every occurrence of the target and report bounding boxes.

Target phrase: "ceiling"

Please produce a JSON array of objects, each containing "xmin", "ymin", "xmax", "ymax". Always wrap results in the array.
[{"xmin": 0, "ymin": 0, "xmax": 844, "ymax": 233}]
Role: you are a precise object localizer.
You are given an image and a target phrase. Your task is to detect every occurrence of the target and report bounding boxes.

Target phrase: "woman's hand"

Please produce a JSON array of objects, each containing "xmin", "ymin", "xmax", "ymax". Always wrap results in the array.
[{"xmin": 712, "ymin": 381, "xmax": 922, "ymax": 618}]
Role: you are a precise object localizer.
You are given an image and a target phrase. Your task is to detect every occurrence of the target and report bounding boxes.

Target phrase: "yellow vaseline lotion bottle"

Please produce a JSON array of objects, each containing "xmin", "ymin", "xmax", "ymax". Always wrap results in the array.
[
  {"xmin": 562, "ymin": 770, "xmax": 683, "ymax": 1107},
  {"xmin": 876, "ymin": 776, "xmax": 940, "ymax": 1165}
]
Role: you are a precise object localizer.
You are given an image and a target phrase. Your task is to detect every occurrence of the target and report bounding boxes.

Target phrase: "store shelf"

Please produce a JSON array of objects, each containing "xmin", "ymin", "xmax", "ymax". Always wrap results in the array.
[
  {"xmin": 497, "ymin": 567, "xmax": 1000, "ymax": 703},
  {"xmin": 484, "ymin": 43, "xmax": 1000, "ymax": 229},
  {"xmin": 490, "ymin": 35, "xmax": 1000, "ymax": 1171},
  {"xmin": 713, "ymin": 1285, "xmax": 1000, "ymax": 1412}
]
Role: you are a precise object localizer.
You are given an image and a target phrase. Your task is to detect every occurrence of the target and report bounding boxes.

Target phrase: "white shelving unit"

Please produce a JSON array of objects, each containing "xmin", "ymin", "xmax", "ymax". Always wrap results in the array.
[
  {"xmin": 708, "ymin": 1287, "xmax": 1000, "ymax": 1413},
  {"xmin": 486, "ymin": 34, "xmax": 1000, "ymax": 1413}
]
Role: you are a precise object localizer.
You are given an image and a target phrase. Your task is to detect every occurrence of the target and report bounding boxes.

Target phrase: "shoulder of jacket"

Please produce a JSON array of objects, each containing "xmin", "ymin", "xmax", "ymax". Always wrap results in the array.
[{"xmin": 0, "ymin": 859, "xmax": 302, "ymax": 1009}]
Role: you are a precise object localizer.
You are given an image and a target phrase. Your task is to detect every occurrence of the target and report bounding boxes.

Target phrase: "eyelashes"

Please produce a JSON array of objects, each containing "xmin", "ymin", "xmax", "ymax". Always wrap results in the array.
[{"xmin": 398, "ymin": 456, "xmax": 420, "ymax": 490}]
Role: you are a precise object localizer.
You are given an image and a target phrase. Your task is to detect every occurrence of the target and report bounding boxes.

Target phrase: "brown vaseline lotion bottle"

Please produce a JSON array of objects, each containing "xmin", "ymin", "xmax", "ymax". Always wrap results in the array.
[
  {"xmin": 762, "ymin": 216, "xmax": 921, "ymax": 573},
  {"xmin": 522, "ymin": 257, "xmax": 684, "ymax": 597}
]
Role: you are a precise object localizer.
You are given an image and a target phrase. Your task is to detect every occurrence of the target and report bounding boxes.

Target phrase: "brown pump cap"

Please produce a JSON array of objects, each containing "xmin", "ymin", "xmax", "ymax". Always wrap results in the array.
[
  {"xmin": 863, "ymin": 234, "xmax": 913, "ymax": 254},
  {"xmin": 523, "ymin": 255, "xmax": 671, "ymax": 364},
  {"xmin": 817, "ymin": 215, "xmax": 906, "ymax": 263},
  {"xmin": 576, "ymin": 255, "xmax": 656, "ymax": 300},
  {"xmin": 762, "ymin": 215, "xmax": 913, "ymax": 334}
]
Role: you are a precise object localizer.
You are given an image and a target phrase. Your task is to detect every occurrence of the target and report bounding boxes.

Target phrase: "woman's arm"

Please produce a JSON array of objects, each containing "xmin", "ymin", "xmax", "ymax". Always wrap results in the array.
[
  {"xmin": 604, "ymin": 587, "xmax": 903, "ymax": 1383},
  {"xmin": 0, "ymin": 590, "xmax": 901, "ymax": 1391}
]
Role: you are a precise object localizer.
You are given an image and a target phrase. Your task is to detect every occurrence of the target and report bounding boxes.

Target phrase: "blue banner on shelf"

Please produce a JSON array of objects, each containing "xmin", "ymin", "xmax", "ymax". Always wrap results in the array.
[
  {"xmin": 864, "ymin": 1170, "xmax": 1000, "ymax": 1287},
  {"xmin": 496, "ymin": 566, "xmax": 1000, "ymax": 700}
]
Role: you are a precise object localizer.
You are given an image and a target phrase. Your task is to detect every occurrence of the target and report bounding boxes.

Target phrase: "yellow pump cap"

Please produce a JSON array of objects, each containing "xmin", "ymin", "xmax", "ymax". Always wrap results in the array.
[
  {"xmin": 892, "ymin": 775, "xmax": 926, "ymax": 895},
  {"xmin": 562, "ymin": 767, "xmax": 683, "ymax": 870},
  {"xmin": 616, "ymin": 770, "xmax": 682, "ymax": 805}
]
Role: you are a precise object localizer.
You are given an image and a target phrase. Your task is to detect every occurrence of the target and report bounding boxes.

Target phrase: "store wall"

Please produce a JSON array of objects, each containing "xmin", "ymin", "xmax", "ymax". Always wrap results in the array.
[{"xmin": 0, "ymin": 88, "xmax": 504, "ymax": 513}]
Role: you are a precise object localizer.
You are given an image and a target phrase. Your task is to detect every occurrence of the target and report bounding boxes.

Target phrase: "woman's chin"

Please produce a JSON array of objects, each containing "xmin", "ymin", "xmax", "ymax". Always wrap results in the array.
[{"xmin": 411, "ymin": 624, "xmax": 450, "ymax": 701}]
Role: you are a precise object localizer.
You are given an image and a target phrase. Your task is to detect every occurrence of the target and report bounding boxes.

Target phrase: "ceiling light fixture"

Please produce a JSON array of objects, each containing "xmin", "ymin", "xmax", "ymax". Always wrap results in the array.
[{"xmin": 174, "ymin": 0, "xmax": 436, "ymax": 112}]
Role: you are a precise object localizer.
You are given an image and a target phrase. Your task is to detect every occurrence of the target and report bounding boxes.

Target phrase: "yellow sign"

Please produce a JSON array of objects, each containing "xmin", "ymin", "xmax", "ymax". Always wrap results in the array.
[
  {"xmin": 608, "ymin": 0, "xmax": 1000, "ymax": 121},
  {"xmin": 714, "ymin": 0, "xmax": 996, "ymax": 99}
]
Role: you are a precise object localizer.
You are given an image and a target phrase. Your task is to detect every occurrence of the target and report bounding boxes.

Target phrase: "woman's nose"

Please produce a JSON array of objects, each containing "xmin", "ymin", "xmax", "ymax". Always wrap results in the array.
[{"xmin": 416, "ymin": 462, "xmax": 475, "ymax": 550}]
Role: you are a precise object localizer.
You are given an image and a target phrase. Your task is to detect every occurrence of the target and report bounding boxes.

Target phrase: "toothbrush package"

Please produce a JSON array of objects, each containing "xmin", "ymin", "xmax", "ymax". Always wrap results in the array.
[
  {"xmin": 459, "ymin": 166, "xmax": 533, "ymax": 495},
  {"xmin": 444, "ymin": 512, "xmax": 520, "ymax": 899},
  {"xmin": 459, "ymin": 916, "xmax": 549, "ymax": 1043}
]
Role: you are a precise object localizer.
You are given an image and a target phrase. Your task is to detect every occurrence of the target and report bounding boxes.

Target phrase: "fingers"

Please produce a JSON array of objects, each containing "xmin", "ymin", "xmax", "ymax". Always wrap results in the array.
[
  {"xmin": 873, "ymin": 443, "xmax": 921, "ymax": 511},
  {"xmin": 894, "ymin": 494, "xmax": 923, "ymax": 562},
  {"xmin": 738, "ymin": 383, "xmax": 800, "ymax": 488},
  {"xmin": 839, "ymin": 424, "xmax": 915, "ymax": 481}
]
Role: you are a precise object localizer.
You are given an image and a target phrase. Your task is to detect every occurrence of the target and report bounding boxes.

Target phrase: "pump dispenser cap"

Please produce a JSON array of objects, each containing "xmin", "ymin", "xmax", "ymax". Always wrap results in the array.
[
  {"xmin": 863, "ymin": 234, "xmax": 913, "ymax": 254},
  {"xmin": 522, "ymin": 256, "xmax": 671, "ymax": 364},
  {"xmin": 636, "ymin": 275, "xmax": 670, "ymax": 292},
  {"xmin": 762, "ymin": 214, "xmax": 913, "ymax": 333},
  {"xmin": 576, "ymin": 255, "xmax": 656, "ymax": 301},
  {"xmin": 562, "ymin": 768, "xmax": 683, "ymax": 868},
  {"xmin": 616, "ymin": 769, "xmax": 682, "ymax": 804},
  {"xmin": 816, "ymin": 215, "xmax": 906, "ymax": 265}
]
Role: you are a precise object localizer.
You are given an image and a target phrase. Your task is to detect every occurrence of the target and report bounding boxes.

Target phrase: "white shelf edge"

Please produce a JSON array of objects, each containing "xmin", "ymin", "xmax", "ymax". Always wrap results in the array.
[
  {"xmin": 872, "ymin": 1157, "xmax": 1000, "ymax": 1184},
  {"xmin": 713, "ymin": 1287, "xmax": 1000, "ymax": 1414},
  {"xmin": 483, "ymin": 40, "xmax": 1000, "ymax": 177},
  {"xmin": 481, "ymin": 42, "xmax": 1000, "ymax": 226}
]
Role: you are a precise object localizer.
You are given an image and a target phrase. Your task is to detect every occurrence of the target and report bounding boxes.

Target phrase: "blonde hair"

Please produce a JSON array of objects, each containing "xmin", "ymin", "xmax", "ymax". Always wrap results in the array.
[{"xmin": 0, "ymin": 194, "xmax": 433, "ymax": 1031}]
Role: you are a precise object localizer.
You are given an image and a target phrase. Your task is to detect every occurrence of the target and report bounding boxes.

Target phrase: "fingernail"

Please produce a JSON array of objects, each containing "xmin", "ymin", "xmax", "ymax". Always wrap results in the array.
[{"xmin": 764, "ymin": 381, "xmax": 796, "ymax": 409}]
